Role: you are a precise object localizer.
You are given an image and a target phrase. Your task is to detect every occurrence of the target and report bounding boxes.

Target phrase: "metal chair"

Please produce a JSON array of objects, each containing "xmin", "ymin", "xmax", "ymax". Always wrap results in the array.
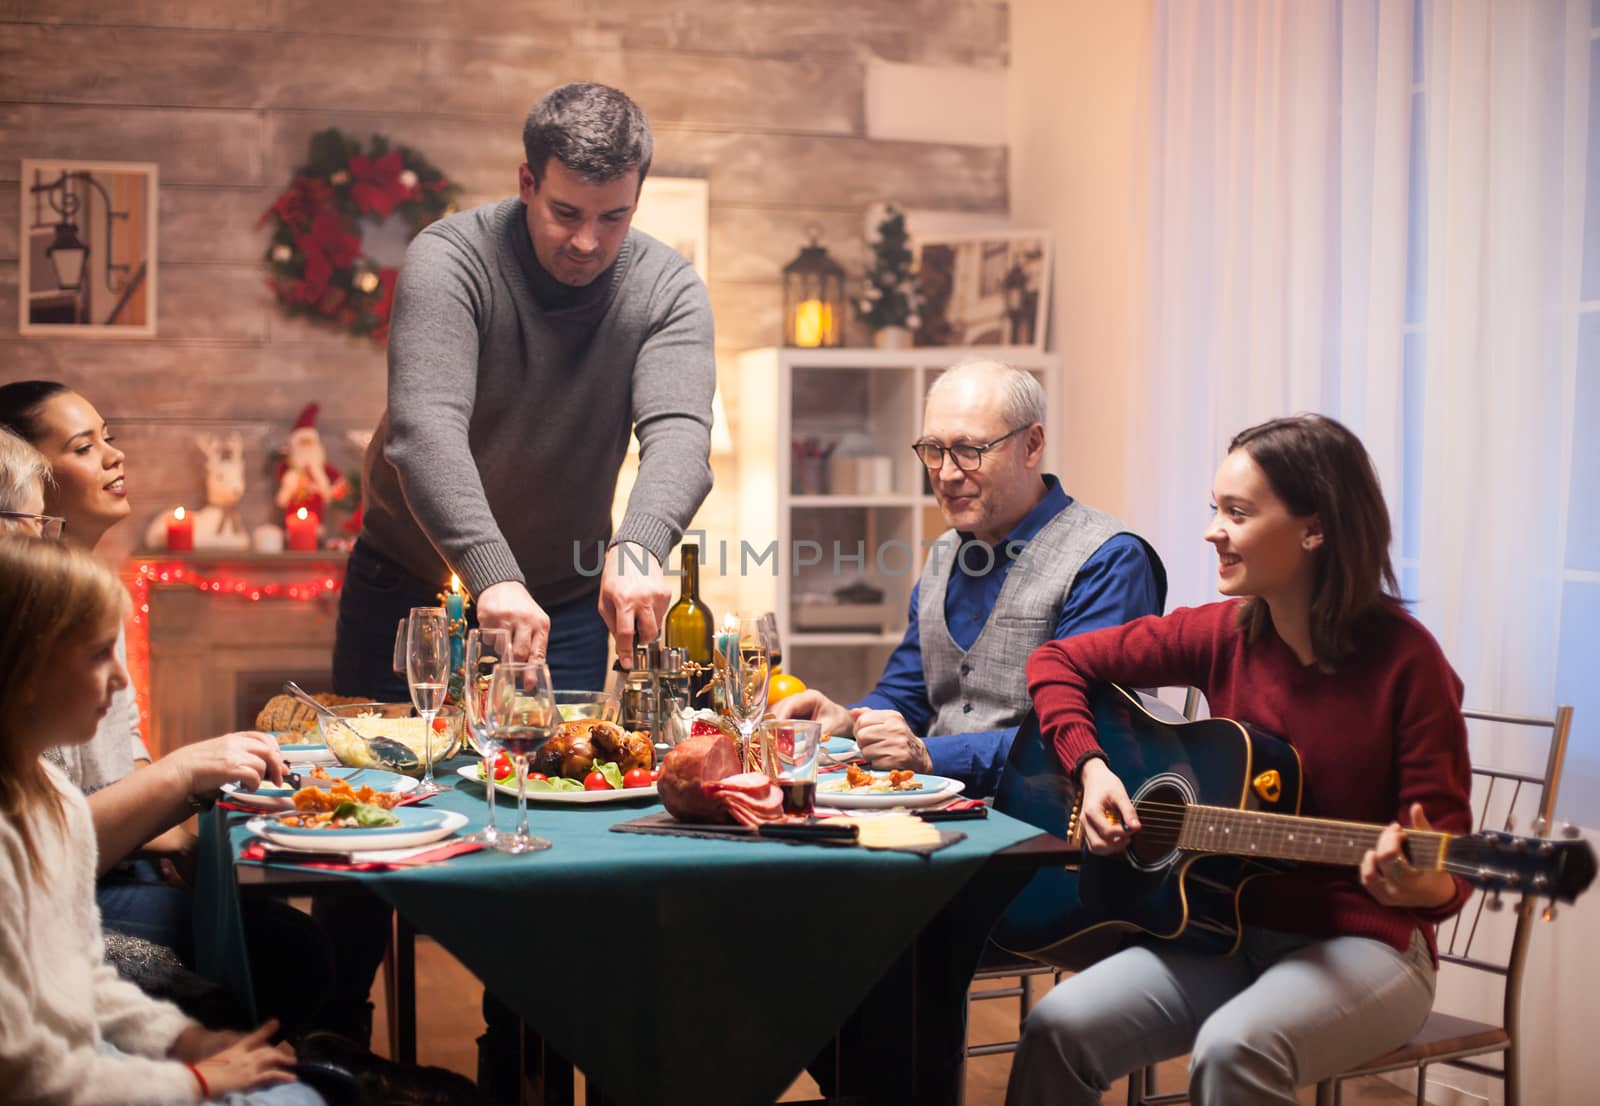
[{"xmin": 1128, "ymin": 703, "xmax": 1576, "ymax": 1106}]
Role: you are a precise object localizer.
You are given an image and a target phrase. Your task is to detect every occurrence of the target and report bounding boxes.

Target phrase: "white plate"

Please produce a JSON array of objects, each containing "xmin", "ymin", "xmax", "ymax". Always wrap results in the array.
[
  {"xmin": 815, "ymin": 772, "xmax": 966, "ymax": 810},
  {"xmin": 455, "ymin": 764, "xmax": 659, "ymax": 805},
  {"xmin": 246, "ymin": 809, "xmax": 466, "ymax": 852},
  {"xmin": 822, "ymin": 736, "xmax": 861, "ymax": 761},
  {"xmin": 222, "ymin": 767, "xmax": 418, "ymax": 810}
]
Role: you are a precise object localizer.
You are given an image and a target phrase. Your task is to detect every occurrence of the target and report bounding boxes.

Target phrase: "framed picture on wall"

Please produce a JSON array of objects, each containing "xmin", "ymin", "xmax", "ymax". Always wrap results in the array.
[
  {"xmin": 913, "ymin": 231, "xmax": 1050, "ymax": 351},
  {"xmin": 19, "ymin": 159, "xmax": 159, "ymax": 338},
  {"xmin": 632, "ymin": 176, "xmax": 709, "ymax": 280}
]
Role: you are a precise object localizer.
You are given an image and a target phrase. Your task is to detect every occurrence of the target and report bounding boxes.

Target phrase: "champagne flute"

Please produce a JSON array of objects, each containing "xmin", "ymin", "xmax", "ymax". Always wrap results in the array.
[
  {"xmin": 405, "ymin": 606, "xmax": 450, "ymax": 796},
  {"xmin": 462, "ymin": 626, "xmax": 512, "ymax": 846},
  {"xmin": 721, "ymin": 615, "xmax": 772, "ymax": 772},
  {"xmin": 486, "ymin": 661, "xmax": 558, "ymax": 854}
]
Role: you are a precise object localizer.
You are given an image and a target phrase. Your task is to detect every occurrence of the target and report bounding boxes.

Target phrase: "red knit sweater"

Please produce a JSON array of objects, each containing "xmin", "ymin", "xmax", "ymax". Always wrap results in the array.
[{"xmin": 1026, "ymin": 599, "xmax": 1474, "ymax": 960}]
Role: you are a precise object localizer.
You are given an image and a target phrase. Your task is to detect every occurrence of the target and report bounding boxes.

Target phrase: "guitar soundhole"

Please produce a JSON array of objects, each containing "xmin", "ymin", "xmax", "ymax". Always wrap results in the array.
[{"xmin": 1128, "ymin": 780, "xmax": 1188, "ymax": 869}]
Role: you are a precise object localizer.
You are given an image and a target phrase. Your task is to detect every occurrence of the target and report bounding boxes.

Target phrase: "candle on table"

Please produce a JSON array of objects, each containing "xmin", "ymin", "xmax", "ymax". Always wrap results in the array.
[
  {"xmin": 793, "ymin": 300, "xmax": 830, "ymax": 348},
  {"xmin": 166, "ymin": 507, "xmax": 194, "ymax": 553},
  {"xmin": 446, "ymin": 573, "xmax": 466, "ymax": 672},
  {"xmin": 285, "ymin": 506, "xmax": 319, "ymax": 552}
]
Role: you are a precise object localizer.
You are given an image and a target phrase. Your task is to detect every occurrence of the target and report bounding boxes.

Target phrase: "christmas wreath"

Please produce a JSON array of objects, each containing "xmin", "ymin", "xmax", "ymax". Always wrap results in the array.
[{"xmin": 259, "ymin": 129, "xmax": 460, "ymax": 342}]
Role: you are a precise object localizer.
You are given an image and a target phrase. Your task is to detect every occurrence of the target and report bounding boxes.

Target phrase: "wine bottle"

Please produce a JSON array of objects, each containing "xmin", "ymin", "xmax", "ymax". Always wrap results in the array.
[{"xmin": 664, "ymin": 543, "xmax": 715, "ymax": 709}]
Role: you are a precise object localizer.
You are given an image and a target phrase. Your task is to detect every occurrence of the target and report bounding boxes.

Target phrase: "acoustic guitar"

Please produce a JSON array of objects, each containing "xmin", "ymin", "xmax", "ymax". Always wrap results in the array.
[{"xmin": 991, "ymin": 684, "xmax": 1595, "ymax": 971}]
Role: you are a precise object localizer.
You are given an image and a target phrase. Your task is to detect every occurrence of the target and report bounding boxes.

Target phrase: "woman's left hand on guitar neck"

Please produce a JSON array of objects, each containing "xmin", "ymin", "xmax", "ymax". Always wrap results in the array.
[{"xmin": 1359, "ymin": 802, "xmax": 1457, "ymax": 909}]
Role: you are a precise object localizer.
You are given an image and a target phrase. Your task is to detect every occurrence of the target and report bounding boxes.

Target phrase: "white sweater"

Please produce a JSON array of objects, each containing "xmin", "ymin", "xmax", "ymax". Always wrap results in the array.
[{"xmin": 0, "ymin": 761, "xmax": 200, "ymax": 1106}]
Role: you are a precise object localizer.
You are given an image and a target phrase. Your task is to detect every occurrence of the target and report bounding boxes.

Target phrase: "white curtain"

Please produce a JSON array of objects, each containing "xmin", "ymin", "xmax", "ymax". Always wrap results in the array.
[{"xmin": 1138, "ymin": 2, "xmax": 1591, "ymax": 1102}]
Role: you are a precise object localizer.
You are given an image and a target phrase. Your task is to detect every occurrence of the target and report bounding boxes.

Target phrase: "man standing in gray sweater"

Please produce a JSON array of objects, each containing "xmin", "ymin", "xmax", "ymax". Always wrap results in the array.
[
  {"xmin": 334, "ymin": 81, "xmax": 715, "ymax": 702},
  {"xmin": 325, "ymin": 85, "xmax": 714, "ymax": 1083}
]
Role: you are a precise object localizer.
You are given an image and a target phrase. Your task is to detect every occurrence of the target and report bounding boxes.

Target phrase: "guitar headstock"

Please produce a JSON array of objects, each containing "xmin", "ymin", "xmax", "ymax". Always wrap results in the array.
[{"xmin": 1448, "ymin": 829, "xmax": 1597, "ymax": 905}]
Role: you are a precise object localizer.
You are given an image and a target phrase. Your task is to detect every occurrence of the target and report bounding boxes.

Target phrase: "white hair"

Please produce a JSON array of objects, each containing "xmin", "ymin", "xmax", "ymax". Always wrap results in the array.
[
  {"xmin": 926, "ymin": 360, "xmax": 1046, "ymax": 431},
  {"xmin": 0, "ymin": 429, "xmax": 51, "ymax": 513}
]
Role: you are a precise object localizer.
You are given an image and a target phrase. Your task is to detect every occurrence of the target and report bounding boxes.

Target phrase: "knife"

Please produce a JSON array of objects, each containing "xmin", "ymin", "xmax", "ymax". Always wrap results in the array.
[{"xmin": 758, "ymin": 821, "xmax": 860, "ymax": 844}]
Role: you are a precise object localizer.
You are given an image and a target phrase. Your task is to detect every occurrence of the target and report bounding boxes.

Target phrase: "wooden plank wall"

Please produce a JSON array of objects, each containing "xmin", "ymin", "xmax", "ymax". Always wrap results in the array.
[{"xmin": 0, "ymin": 0, "xmax": 1009, "ymax": 624}]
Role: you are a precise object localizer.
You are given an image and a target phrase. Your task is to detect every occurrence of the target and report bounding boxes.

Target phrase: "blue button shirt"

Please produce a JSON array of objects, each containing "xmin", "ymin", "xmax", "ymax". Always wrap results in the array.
[{"xmin": 852, "ymin": 475, "xmax": 1163, "ymax": 794}]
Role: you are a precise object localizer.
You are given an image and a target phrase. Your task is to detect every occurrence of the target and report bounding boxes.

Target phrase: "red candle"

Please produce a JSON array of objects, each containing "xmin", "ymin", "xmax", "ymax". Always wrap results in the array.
[
  {"xmin": 285, "ymin": 506, "xmax": 319, "ymax": 552},
  {"xmin": 166, "ymin": 507, "xmax": 194, "ymax": 552}
]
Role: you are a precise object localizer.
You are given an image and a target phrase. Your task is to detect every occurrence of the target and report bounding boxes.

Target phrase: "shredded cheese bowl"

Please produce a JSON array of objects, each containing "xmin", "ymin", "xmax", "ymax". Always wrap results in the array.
[{"xmin": 318, "ymin": 702, "xmax": 463, "ymax": 775}]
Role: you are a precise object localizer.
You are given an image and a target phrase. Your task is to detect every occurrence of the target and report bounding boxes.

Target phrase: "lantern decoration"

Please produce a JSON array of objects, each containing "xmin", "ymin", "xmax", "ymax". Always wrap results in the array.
[{"xmin": 782, "ymin": 228, "xmax": 846, "ymax": 348}]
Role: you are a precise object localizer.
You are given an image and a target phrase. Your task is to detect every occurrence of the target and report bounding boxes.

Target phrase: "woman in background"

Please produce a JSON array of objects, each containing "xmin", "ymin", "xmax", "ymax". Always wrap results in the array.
[
  {"xmin": 0, "ymin": 380, "xmax": 330, "ymax": 1036},
  {"xmin": 1008, "ymin": 414, "xmax": 1473, "ymax": 1106}
]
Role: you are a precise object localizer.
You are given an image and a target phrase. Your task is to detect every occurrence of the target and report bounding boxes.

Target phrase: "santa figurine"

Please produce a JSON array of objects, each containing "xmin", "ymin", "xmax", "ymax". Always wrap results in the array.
[{"xmin": 275, "ymin": 402, "xmax": 350, "ymax": 521}]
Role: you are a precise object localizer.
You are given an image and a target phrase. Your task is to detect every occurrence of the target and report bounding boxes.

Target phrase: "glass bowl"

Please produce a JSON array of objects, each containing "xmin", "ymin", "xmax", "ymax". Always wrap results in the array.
[
  {"xmin": 318, "ymin": 702, "xmax": 464, "ymax": 777},
  {"xmin": 554, "ymin": 690, "xmax": 620, "ymax": 723}
]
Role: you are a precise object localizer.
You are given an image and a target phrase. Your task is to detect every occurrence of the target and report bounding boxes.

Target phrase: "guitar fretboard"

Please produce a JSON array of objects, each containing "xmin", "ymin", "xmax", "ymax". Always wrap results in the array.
[{"xmin": 1175, "ymin": 805, "xmax": 1448, "ymax": 869}]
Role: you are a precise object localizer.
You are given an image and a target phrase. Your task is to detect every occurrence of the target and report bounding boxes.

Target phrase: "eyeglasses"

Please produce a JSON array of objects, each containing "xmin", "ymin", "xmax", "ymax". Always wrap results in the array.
[
  {"xmin": 0, "ymin": 511, "xmax": 66, "ymax": 540},
  {"xmin": 910, "ymin": 426, "xmax": 1028, "ymax": 473}
]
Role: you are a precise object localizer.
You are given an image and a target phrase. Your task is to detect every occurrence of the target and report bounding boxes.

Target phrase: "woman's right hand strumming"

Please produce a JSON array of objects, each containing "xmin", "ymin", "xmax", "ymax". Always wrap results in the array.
[
  {"xmin": 187, "ymin": 1020, "xmax": 298, "ymax": 1098},
  {"xmin": 1078, "ymin": 757, "xmax": 1142, "ymax": 855}
]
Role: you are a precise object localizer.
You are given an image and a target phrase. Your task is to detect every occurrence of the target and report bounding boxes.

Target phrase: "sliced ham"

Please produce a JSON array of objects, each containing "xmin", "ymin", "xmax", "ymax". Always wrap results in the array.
[{"xmin": 658, "ymin": 734, "xmax": 741, "ymax": 823}]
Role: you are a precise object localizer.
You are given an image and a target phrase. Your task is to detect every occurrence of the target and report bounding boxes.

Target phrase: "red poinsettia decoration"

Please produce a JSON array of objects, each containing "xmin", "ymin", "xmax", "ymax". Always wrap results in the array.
[{"xmin": 260, "ymin": 129, "xmax": 459, "ymax": 343}]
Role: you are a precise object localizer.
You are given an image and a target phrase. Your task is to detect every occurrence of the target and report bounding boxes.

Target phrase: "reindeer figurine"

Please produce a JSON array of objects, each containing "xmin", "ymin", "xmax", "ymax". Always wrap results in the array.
[{"xmin": 191, "ymin": 431, "xmax": 251, "ymax": 549}]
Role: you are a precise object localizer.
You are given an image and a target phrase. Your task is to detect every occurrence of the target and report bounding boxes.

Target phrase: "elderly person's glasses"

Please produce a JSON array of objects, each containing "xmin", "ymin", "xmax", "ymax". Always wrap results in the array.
[
  {"xmin": 910, "ymin": 426, "xmax": 1027, "ymax": 473},
  {"xmin": 0, "ymin": 511, "xmax": 66, "ymax": 540}
]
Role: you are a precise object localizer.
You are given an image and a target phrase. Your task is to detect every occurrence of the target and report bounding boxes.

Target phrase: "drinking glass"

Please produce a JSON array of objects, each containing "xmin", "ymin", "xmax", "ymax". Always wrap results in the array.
[
  {"xmin": 405, "ymin": 606, "xmax": 450, "ymax": 796},
  {"xmin": 462, "ymin": 626, "xmax": 512, "ymax": 846},
  {"xmin": 485, "ymin": 660, "xmax": 558, "ymax": 854},
  {"xmin": 759, "ymin": 612, "xmax": 783, "ymax": 673},
  {"xmin": 762, "ymin": 719, "xmax": 822, "ymax": 816},
  {"xmin": 721, "ymin": 615, "xmax": 772, "ymax": 771}
]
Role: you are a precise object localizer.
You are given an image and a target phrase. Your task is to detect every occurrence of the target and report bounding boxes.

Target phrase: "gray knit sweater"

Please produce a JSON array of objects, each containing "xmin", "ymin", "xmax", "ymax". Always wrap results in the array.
[{"xmin": 360, "ymin": 198, "xmax": 716, "ymax": 605}]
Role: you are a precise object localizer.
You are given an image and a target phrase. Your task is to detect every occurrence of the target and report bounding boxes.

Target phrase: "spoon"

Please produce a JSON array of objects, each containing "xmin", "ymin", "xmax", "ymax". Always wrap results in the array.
[{"xmin": 280, "ymin": 681, "xmax": 422, "ymax": 774}]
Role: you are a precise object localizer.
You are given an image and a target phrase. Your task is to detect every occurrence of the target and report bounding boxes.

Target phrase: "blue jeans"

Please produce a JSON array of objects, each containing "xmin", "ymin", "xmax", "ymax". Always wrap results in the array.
[
  {"xmin": 333, "ymin": 538, "xmax": 610, "ymax": 698},
  {"xmin": 1006, "ymin": 927, "xmax": 1436, "ymax": 1106},
  {"xmin": 98, "ymin": 862, "xmax": 332, "ymax": 1037}
]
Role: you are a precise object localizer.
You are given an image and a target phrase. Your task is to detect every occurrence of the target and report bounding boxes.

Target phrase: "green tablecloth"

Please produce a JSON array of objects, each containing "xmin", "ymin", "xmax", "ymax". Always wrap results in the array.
[{"xmin": 199, "ymin": 762, "xmax": 1040, "ymax": 1106}]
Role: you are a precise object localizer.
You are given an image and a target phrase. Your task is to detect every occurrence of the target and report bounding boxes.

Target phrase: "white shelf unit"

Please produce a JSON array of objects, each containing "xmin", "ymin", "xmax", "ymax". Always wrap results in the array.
[{"xmin": 736, "ymin": 347, "xmax": 1061, "ymax": 704}]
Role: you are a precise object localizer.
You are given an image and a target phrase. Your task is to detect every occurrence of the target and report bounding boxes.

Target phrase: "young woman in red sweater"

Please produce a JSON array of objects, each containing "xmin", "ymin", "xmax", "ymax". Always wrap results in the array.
[{"xmin": 1006, "ymin": 414, "xmax": 1472, "ymax": 1106}]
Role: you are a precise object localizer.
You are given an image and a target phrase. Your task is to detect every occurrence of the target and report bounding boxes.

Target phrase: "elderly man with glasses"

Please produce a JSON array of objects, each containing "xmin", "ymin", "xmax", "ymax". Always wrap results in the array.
[
  {"xmin": 773, "ymin": 360, "xmax": 1167, "ymax": 794},
  {"xmin": 0, "ymin": 428, "xmax": 65, "ymax": 538}
]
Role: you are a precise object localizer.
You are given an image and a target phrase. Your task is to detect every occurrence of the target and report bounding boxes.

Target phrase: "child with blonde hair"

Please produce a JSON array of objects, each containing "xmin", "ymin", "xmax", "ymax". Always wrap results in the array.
[{"xmin": 0, "ymin": 535, "xmax": 325, "ymax": 1106}]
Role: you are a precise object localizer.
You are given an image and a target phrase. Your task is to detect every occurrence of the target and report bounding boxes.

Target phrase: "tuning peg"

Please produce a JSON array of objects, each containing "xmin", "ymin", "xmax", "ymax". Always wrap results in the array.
[
  {"xmin": 1542, "ymin": 901, "xmax": 1558, "ymax": 922},
  {"xmin": 1486, "ymin": 891, "xmax": 1504, "ymax": 912},
  {"xmin": 1561, "ymin": 823, "xmax": 1581, "ymax": 840},
  {"xmin": 1533, "ymin": 815, "xmax": 1549, "ymax": 836},
  {"xmin": 1532, "ymin": 875, "xmax": 1549, "ymax": 892}
]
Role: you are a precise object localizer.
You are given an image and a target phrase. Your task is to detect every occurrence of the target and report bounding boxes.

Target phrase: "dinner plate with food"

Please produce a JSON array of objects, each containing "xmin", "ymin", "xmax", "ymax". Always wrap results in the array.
[
  {"xmin": 457, "ymin": 713, "xmax": 660, "ymax": 804},
  {"xmin": 246, "ymin": 805, "xmax": 466, "ymax": 852},
  {"xmin": 815, "ymin": 765, "xmax": 966, "ymax": 810},
  {"xmin": 221, "ymin": 765, "xmax": 417, "ymax": 811}
]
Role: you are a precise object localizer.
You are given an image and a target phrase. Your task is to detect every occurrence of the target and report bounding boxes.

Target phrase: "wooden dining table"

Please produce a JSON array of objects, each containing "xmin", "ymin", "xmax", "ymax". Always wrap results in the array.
[{"xmin": 195, "ymin": 762, "xmax": 1073, "ymax": 1106}]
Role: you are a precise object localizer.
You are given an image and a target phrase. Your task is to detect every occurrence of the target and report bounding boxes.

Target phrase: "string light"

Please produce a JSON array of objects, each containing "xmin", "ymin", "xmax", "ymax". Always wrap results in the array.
[{"xmin": 125, "ymin": 558, "xmax": 344, "ymax": 741}]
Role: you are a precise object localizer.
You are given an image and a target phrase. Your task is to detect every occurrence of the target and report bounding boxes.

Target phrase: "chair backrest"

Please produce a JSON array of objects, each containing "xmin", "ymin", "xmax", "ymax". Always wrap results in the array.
[{"xmin": 1438, "ymin": 705, "xmax": 1575, "ymax": 1038}]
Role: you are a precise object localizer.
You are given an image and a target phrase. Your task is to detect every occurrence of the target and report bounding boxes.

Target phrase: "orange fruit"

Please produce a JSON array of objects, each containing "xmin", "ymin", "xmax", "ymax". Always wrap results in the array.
[{"xmin": 767, "ymin": 672, "xmax": 807, "ymax": 704}]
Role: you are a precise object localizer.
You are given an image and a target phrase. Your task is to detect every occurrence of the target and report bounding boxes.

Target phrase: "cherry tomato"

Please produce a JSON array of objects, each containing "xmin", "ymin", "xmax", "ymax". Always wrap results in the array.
[
  {"xmin": 584, "ymin": 770, "xmax": 614, "ymax": 791},
  {"xmin": 623, "ymin": 767, "xmax": 653, "ymax": 789},
  {"xmin": 528, "ymin": 771, "xmax": 548, "ymax": 782},
  {"xmin": 432, "ymin": 716, "xmax": 449, "ymax": 733},
  {"xmin": 489, "ymin": 753, "xmax": 514, "ymax": 781},
  {"xmin": 650, "ymin": 766, "xmax": 663, "ymax": 782}
]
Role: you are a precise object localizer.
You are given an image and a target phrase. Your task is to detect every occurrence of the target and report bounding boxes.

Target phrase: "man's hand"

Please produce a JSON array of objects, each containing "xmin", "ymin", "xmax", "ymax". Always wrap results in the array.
[
  {"xmin": 478, "ymin": 580, "xmax": 551, "ymax": 662},
  {"xmin": 600, "ymin": 542, "xmax": 670, "ymax": 665},
  {"xmin": 771, "ymin": 689, "xmax": 854, "ymax": 737},
  {"xmin": 162, "ymin": 731, "xmax": 286, "ymax": 796},
  {"xmin": 850, "ymin": 708, "xmax": 932, "ymax": 773},
  {"xmin": 1360, "ymin": 803, "xmax": 1457, "ymax": 909},
  {"xmin": 1078, "ymin": 757, "xmax": 1141, "ymax": 854}
]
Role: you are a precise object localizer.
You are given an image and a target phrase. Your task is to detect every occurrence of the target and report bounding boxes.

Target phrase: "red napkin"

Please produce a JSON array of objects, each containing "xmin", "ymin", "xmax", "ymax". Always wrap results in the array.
[
  {"xmin": 940, "ymin": 798, "xmax": 987, "ymax": 812},
  {"xmin": 238, "ymin": 838, "xmax": 483, "ymax": 871}
]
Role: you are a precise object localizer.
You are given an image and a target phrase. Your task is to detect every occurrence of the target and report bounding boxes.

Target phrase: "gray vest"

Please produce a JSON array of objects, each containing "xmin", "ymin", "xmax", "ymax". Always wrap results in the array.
[{"xmin": 920, "ymin": 501, "xmax": 1134, "ymax": 737}]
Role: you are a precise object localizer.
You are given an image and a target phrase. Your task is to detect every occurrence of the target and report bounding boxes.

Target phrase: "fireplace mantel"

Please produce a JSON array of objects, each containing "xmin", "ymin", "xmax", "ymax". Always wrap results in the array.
[{"xmin": 122, "ymin": 552, "xmax": 348, "ymax": 757}]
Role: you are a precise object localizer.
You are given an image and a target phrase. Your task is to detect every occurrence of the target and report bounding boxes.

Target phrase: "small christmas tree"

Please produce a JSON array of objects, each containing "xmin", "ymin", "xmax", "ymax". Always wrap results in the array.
[{"xmin": 855, "ymin": 205, "xmax": 921, "ymax": 332}]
